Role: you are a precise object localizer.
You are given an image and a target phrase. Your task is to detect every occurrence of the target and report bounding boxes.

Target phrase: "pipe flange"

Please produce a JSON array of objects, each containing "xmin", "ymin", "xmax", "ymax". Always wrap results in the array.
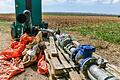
[{"xmin": 80, "ymin": 57, "xmax": 97, "ymax": 75}]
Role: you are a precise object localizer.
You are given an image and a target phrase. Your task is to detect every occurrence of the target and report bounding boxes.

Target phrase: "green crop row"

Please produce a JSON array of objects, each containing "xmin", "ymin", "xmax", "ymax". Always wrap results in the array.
[{"xmin": 62, "ymin": 22, "xmax": 120, "ymax": 44}]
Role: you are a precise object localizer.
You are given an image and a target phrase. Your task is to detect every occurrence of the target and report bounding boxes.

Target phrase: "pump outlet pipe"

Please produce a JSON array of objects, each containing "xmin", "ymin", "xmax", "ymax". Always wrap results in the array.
[{"xmin": 55, "ymin": 33, "xmax": 119, "ymax": 80}]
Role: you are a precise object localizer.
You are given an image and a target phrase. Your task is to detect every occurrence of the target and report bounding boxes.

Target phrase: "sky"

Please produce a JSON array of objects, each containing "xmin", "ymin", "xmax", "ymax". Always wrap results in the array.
[{"xmin": 0, "ymin": 0, "xmax": 120, "ymax": 15}]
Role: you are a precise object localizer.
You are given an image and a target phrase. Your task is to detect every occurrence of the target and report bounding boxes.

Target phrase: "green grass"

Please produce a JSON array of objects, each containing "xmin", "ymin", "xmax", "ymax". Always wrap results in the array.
[
  {"xmin": 62, "ymin": 22, "xmax": 120, "ymax": 44},
  {"xmin": 0, "ymin": 20, "xmax": 10, "ymax": 32}
]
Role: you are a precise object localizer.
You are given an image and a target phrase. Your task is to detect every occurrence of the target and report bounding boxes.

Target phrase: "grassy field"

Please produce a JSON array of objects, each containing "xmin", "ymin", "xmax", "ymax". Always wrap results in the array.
[
  {"xmin": 43, "ymin": 14, "xmax": 120, "ymax": 45},
  {"xmin": 0, "ymin": 14, "xmax": 120, "ymax": 44},
  {"xmin": 62, "ymin": 22, "xmax": 120, "ymax": 44}
]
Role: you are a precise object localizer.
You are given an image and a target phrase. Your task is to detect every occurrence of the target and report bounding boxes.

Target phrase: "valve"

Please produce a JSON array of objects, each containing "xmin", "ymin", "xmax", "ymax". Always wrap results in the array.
[{"xmin": 58, "ymin": 34, "xmax": 72, "ymax": 48}]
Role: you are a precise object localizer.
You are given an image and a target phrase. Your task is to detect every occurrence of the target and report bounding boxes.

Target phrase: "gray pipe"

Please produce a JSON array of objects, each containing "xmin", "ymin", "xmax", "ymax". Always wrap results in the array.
[
  {"xmin": 54, "ymin": 33, "xmax": 119, "ymax": 80},
  {"xmin": 89, "ymin": 65, "xmax": 119, "ymax": 80},
  {"xmin": 87, "ymin": 70, "xmax": 97, "ymax": 80}
]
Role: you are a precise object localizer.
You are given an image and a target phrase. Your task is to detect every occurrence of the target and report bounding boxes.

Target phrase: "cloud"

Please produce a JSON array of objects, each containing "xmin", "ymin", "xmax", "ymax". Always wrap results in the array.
[
  {"xmin": 94, "ymin": 0, "xmax": 120, "ymax": 4},
  {"xmin": 43, "ymin": 0, "xmax": 120, "ymax": 4},
  {"xmin": 0, "ymin": 0, "xmax": 14, "ymax": 13},
  {"xmin": 0, "ymin": 0, "xmax": 119, "ymax": 5},
  {"xmin": 112, "ymin": 0, "xmax": 120, "ymax": 3},
  {"xmin": 0, "ymin": 0, "xmax": 13, "ymax": 3},
  {"xmin": 0, "ymin": 0, "xmax": 120, "ymax": 13}
]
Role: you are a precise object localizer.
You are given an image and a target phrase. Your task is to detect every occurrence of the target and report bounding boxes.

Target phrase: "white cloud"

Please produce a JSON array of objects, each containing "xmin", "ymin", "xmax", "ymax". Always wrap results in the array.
[
  {"xmin": 101, "ymin": 0, "xmax": 112, "ymax": 4},
  {"xmin": 112, "ymin": 0, "xmax": 120, "ymax": 4},
  {"xmin": 0, "ymin": 0, "xmax": 14, "ymax": 13},
  {"xmin": 42, "ymin": 0, "xmax": 66, "ymax": 5},
  {"xmin": 0, "ymin": 0, "xmax": 119, "ymax": 5},
  {"xmin": 0, "ymin": 0, "xmax": 13, "ymax": 3},
  {"xmin": 43, "ymin": 0, "xmax": 120, "ymax": 4},
  {"xmin": 0, "ymin": 0, "xmax": 119, "ymax": 13}
]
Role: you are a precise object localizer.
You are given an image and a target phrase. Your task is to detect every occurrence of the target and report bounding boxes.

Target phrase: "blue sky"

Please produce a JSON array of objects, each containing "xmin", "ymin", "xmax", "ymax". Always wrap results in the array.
[{"xmin": 0, "ymin": 0, "xmax": 120, "ymax": 15}]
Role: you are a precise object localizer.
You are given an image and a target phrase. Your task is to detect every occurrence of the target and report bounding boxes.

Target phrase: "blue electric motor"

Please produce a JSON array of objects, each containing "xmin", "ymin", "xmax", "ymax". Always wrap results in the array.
[
  {"xmin": 72, "ymin": 45, "xmax": 97, "ymax": 74},
  {"xmin": 72, "ymin": 45, "xmax": 96, "ymax": 63}
]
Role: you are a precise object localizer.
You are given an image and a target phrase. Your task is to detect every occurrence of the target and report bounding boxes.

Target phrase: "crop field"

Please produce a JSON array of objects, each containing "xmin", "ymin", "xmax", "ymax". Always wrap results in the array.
[{"xmin": 0, "ymin": 13, "xmax": 120, "ymax": 68}]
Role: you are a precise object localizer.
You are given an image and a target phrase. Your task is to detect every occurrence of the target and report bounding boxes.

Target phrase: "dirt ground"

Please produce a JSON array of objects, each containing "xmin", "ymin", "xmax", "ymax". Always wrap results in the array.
[
  {"xmin": 0, "ymin": 32, "xmax": 11, "ymax": 51},
  {"xmin": 43, "ymin": 15, "xmax": 120, "ymax": 28},
  {"xmin": 0, "ymin": 21, "xmax": 48, "ymax": 80},
  {"xmin": 0, "ymin": 14, "xmax": 120, "ymax": 79}
]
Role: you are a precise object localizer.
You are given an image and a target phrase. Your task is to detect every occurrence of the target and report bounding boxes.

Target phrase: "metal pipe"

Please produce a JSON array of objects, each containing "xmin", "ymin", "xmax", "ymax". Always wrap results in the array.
[
  {"xmin": 87, "ymin": 70, "xmax": 97, "ymax": 80},
  {"xmin": 69, "ymin": 47, "xmax": 76, "ymax": 54},
  {"xmin": 53, "ymin": 33, "xmax": 119, "ymax": 80},
  {"xmin": 89, "ymin": 65, "xmax": 119, "ymax": 80},
  {"xmin": 63, "ymin": 41, "xmax": 119, "ymax": 80}
]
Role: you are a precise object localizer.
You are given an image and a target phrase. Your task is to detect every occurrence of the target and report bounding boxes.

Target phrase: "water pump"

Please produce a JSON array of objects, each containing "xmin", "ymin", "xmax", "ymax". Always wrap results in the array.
[{"xmin": 11, "ymin": 0, "xmax": 48, "ymax": 39}]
